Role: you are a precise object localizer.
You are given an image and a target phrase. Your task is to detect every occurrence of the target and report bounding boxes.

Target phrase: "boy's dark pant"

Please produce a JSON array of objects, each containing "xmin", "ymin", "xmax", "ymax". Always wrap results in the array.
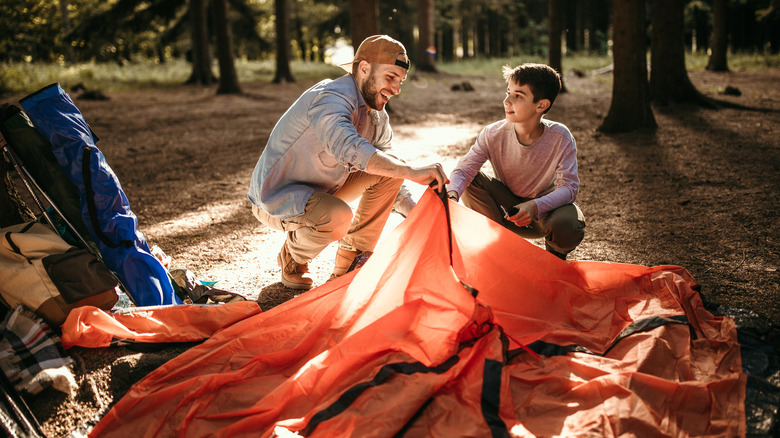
[{"xmin": 461, "ymin": 172, "xmax": 585, "ymax": 259}]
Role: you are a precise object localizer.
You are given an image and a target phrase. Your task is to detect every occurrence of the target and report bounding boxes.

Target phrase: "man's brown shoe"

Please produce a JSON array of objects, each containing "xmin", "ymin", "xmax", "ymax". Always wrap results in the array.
[
  {"xmin": 277, "ymin": 244, "xmax": 313, "ymax": 290},
  {"xmin": 329, "ymin": 248, "xmax": 372, "ymax": 280}
]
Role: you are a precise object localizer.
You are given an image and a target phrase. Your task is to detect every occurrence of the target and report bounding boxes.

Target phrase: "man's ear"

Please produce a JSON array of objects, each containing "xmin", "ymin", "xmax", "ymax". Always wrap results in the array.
[{"xmin": 358, "ymin": 60, "xmax": 372, "ymax": 79}]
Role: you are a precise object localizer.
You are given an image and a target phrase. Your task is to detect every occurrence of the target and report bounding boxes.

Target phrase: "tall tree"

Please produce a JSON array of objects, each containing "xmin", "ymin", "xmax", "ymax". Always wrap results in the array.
[
  {"xmin": 706, "ymin": 0, "xmax": 729, "ymax": 71},
  {"xmin": 599, "ymin": 0, "xmax": 656, "ymax": 133},
  {"xmin": 350, "ymin": 0, "xmax": 378, "ymax": 48},
  {"xmin": 273, "ymin": 0, "xmax": 295, "ymax": 83},
  {"xmin": 548, "ymin": 0, "xmax": 567, "ymax": 92},
  {"xmin": 213, "ymin": 0, "xmax": 242, "ymax": 94},
  {"xmin": 186, "ymin": 0, "xmax": 217, "ymax": 85},
  {"xmin": 417, "ymin": 0, "xmax": 438, "ymax": 72},
  {"xmin": 650, "ymin": 0, "xmax": 714, "ymax": 107},
  {"xmin": 58, "ymin": 0, "xmax": 75, "ymax": 63}
]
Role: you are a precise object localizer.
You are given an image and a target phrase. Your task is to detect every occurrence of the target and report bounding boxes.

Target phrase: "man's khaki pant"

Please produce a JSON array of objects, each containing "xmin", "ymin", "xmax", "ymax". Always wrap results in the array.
[
  {"xmin": 252, "ymin": 171, "xmax": 403, "ymax": 264},
  {"xmin": 461, "ymin": 172, "xmax": 585, "ymax": 257}
]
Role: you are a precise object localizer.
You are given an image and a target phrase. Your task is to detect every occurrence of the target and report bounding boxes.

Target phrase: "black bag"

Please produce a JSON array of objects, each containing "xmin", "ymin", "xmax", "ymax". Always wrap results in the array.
[{"xmin": 43, "ymin": 248, "xmax": 118, "ymax": 303}]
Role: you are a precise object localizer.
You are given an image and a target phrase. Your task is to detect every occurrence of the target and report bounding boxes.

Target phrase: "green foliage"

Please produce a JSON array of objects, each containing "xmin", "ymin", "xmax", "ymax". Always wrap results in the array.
[{"xmin": 0, "ymin": 0, "xmax": 64, "ymax": 62}]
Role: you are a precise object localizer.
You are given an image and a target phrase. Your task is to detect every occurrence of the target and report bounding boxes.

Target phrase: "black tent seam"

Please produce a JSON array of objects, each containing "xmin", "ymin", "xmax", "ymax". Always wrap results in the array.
[
  {"xmin": 482, "ymin": 358, "xmax": 511, "ymax": 437},
  {"xmin": 393, "ymin": 397, "xmax": 434, "ymax": 438},
  {"xmin": 300, "ymin": 355, "xmax": 461, "ymax": 436},
  {"xmin": 508, "ymin": 315, "xmax": 691, "ymax": 359}
]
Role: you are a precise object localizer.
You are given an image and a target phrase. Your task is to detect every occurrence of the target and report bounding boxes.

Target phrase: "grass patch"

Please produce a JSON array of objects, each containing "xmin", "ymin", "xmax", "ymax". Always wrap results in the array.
[
  {"xmin": 0, "ymin": 59, "xmax": 345, "ymax": 96},
  {"xmin": 436, "ymin": 54, "xmax": 614, "ymax": 78},
  {"xmin": 1, "ymin": 52, "xmax": 777, "ymax": 97}
]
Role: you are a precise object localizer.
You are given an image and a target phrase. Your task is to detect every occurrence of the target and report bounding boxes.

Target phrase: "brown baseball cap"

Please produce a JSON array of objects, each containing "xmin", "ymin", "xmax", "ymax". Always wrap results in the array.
[{"xmin": 341, "ymin": 35, "xmax": 410, "ymax": 70}]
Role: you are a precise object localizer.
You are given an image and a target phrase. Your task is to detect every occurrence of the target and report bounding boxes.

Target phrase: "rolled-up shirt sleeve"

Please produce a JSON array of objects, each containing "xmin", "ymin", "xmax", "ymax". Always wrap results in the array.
[{"xmin": 308, "ymin": 91, "xmax": 377, "ymax": 171}]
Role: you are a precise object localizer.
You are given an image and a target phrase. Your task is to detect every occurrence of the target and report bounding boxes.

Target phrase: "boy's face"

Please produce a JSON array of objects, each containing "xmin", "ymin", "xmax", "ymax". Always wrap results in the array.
[{"xmin": 503, "ymin": 81, "xmax": 547, "ymax": 124}]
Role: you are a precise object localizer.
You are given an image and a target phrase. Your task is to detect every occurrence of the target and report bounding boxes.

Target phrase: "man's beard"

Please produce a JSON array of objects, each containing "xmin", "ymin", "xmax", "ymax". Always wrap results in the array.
[{"xmin": 361, "ymin": 70, "xmax": 384, "ymax": 111}]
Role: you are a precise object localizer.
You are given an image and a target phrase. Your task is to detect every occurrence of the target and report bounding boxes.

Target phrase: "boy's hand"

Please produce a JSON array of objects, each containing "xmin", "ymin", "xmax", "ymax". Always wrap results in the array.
[{"xmin": 504, "ymin": 201, "xmax": 537, "ymax": 227}]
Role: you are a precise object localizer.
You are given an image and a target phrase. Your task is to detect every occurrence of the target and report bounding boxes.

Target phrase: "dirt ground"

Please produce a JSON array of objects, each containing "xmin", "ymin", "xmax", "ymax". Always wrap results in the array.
[{"xmin": 4, "ymin": 66, "xmax": 779, "ymax": 436}]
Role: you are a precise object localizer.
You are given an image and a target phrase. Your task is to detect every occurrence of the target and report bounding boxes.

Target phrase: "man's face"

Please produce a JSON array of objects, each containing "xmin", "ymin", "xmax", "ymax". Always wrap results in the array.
[{"xmin": 359, "ymin": 62, "xmax": 407, "ymax": 111}]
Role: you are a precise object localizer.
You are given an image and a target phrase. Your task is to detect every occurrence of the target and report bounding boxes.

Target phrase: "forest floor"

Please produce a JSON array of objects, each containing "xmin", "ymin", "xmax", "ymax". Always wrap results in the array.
[{"xmin": 3, "ymin": 66, "xmax": 779, "ymax": 436}]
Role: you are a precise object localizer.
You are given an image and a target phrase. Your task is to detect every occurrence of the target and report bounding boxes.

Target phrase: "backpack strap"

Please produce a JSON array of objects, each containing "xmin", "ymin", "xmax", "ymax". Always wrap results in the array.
[{"xmin": 4, "ymin": 222, "xmax": 37, "ymax": 263}]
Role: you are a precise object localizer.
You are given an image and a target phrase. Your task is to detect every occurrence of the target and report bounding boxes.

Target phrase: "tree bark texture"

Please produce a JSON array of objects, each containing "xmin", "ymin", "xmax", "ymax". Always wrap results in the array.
[
  {"xmin": 548, "ymin": 0, "xmax": 567, "ymax": 92},
  {"xmin": 273, "ymin": 0, "xmax": 295, "ymax": 83},
  {"xmin": 706, "ymin": 0, "xmax": 729, "ymax": 72},
  {"xmin": 650, "ymin": 0, "xmax": 713, "ymax": 107},
  {"xmin": 213, "ymin": 0, "xmax": 242, "ymax": 94},
  {"xmin": 416, "ymin": 0, "xmax": 437, "ymax": 72},
  {"xmin": 186, "ymin": 0, "xmax": 216, "ymax": 85},
  {"xmin": 599, "ymin": 0, "xmax": 656, "ymax": 133},
  {"xmin": 350, "ymin": 0, "xmax": 379, "ymax": 50}
]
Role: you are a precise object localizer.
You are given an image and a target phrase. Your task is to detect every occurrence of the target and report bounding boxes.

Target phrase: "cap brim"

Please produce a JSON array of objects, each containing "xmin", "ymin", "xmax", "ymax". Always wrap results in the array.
[{"xmin": 338, "ymin": 60, "xmax": 355, "ymax": 72}]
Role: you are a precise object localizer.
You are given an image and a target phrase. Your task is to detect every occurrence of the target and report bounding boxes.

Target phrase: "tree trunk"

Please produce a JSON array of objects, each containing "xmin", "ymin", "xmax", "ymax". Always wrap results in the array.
[
  {"xmin": 706, "ymin": 0, "xmax": 729, "ymax": 72},
  {"xmin": 575, "ymin": 0, "xmax": 588, "ymax": 52},
  {"xmin": 548, "ymin": 0, "xmax": 567, "ymax": 93},
  {"xmin": 476, "ymin": 18, "xmax": 487, "ymax": 57},
  {"xmin": 58, "ymin": 0, "xmax": 75, "ymax": 64},
  {"xmin": 416, "ymin": 0, "xmax": 437, "ymax": 72},
  {"xmin": 186, "ymin": 0, "xmax": 216, "ymax": 85},
  {"xmin": 488, "ymin": 9, "xmax": 501, "ymax": 57},
  {"xmin": 213, "ymin": 0, "xmax": 242, "ymax": 94},
  {"xmin": 441, "ymin": 22, "xmax": 455, "ymax": 61},
  {"xmin": 599, "ymin": 0, "xmax": 656, "ymax": 133},
  {"xmin": 650, "ymin": 0, "xmax": 714, "ymax": 107},
  {"xmin": 350, "ymin": 0, "xmax": 379, "ymax": 50},
  {"xmin": 460, "ymin": 18, "xmax": 471, "ymax": 58},
  {"xmin": 273, "ymin": 0, "xmax": 295, "ymax": 83}
]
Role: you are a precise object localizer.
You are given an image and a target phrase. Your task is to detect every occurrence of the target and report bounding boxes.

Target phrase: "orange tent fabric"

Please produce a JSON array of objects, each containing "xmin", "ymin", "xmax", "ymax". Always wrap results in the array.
[
  {"xmin": 84, "ymin": 189, "xmax": 745, "ymax": 437},
  {"xmin": 61, "ymin": 301, "xmax": 262, "ymax": 348}
]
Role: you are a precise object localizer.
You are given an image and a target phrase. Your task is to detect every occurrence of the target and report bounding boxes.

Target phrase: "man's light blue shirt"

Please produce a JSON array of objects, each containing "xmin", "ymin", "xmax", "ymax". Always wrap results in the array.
[{"xmin": 248, "ymin": 74, "xmax": 393, "ymax": 219}]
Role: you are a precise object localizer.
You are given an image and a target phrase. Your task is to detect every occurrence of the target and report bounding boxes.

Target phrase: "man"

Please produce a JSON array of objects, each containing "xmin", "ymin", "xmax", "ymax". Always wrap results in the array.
[{"xmin": 248, "ymin": 35, "xmax": 448, "ymax": 290}]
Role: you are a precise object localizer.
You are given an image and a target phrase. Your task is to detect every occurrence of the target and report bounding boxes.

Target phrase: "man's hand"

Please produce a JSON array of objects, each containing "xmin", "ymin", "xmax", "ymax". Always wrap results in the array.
[
  {"xmin": 505, "ymin": 201, "xmax": 537, "ymax": 228},
  {"xmin": 366, "ymin": 152, "xmax": 449, "ymax": 192},
  {"xmin": 406, "ymin": 163, "xmax": 449, "ymax": 192}
]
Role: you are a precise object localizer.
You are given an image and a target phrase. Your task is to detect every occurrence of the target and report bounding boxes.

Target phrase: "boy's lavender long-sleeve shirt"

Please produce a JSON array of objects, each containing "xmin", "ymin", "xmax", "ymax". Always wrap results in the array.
[{"xmin": 447, "ymin": 118, "xmax": 579, "ymax": 218}]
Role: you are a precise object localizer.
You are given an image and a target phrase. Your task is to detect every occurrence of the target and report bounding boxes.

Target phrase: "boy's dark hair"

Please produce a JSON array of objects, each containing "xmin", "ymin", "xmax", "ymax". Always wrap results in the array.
[{"xmin": 502, "ymin": 63, "xmax": 561, "ymax": 114}]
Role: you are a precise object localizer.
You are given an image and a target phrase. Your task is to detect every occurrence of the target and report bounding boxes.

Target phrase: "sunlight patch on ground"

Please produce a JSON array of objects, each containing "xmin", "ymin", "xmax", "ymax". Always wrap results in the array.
[
  {"xmin": 143, "ymin": 201, "xmax": 243, "ymax": 238},
  {"xmin": 199, "ymin": 232, "xmax": 340, "ymax": 299}
]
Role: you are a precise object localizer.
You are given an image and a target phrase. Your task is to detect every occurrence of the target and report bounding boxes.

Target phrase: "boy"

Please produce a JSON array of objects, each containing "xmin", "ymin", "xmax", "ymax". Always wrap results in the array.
[{"xmin": 446, "ymin": 63, "xmax": 585, "ymax": 259}]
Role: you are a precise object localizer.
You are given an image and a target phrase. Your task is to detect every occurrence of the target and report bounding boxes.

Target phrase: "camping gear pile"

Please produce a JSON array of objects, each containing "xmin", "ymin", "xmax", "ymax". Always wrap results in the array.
[{"xmin": 0, "ymin": 84, "xmax": 244, "ymax": 436}]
